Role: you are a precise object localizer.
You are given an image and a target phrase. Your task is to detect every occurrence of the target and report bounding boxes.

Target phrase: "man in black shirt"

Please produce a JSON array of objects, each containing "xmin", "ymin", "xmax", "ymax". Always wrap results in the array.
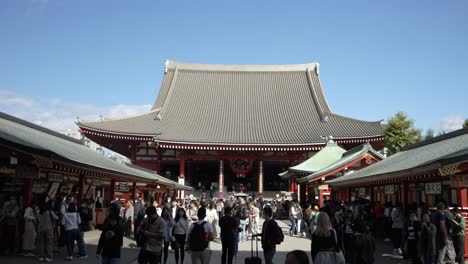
[{"xmin": 219, "ymin": 206, "xmax": 239, "ymax": 264}]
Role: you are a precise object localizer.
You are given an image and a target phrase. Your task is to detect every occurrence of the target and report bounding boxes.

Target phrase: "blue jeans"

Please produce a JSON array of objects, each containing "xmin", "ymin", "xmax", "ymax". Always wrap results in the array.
[
  {"xmin": 239, "ymin": 219, "xmax": 247, "ymax": 241},
  {"xmin": 101, "ymin": 256, "xmax": 120, "ymax": 264},
  {"xmin": 78, "ymin": 230, "xmax": 87, "ymax": 256},
  {"xmin": 289, "ymin": 216, "xmax": 297, "ymax": 234},
  {"xmin": 234, "ymin": 231, "xmax": 239, "ymax": 256}
]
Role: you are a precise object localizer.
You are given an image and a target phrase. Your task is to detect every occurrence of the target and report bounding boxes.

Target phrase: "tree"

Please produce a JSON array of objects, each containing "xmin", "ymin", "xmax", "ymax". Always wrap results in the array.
[
  {"xmin": 384, "ymin": 112, "xmax": 422, "ymax": 156},
  {"xmin": 424, "ymin": 129, "xmax": 434, "ymax": 140},
  {"xmin": 463, "ymin": 118, "xmax": 468, "ymax": 129}
]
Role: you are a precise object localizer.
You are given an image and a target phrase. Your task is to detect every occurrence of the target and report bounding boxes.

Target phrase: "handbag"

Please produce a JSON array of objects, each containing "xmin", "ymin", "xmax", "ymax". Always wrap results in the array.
[
  {"xmin": 136, "ymin": 220, "xmax": 150, "ymax": 247},
  {"xmin": 170, "ymin": 224, "xmax": 180, "ymax": 250},
  {"xmin": 332, "ymin": 229, "xmax": 346, "ymax": 264}
]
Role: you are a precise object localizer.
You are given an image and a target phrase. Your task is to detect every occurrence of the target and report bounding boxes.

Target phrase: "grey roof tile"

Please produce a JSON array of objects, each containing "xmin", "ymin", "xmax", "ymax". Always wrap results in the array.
[
  {"xmin": 78, "ymin": 61, "xmax": 384, "ymax": 145},
  {"xmin": 327, "ymin": 128, "xmax": 468, "ymax": 185},
  {"xmin": 0, "ymin": 112, "xmax": 191, "ymax": 191}
]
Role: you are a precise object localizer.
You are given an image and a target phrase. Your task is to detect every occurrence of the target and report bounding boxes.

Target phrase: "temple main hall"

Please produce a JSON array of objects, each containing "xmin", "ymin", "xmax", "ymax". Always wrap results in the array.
[{"xmin": 77, "ymin": 60, "xmax": 384, "ymax": 199}]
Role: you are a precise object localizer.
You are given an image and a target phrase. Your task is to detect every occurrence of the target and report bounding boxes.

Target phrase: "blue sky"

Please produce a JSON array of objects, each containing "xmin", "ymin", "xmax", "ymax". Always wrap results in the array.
[{"xmin": 1, "ymin": 0, "xmax": 467, "ymax": 133}]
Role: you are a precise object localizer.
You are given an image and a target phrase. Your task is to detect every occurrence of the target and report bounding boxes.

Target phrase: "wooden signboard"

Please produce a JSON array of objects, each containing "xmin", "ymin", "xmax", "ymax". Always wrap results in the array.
[
  {"xmin": 425, "ymin": 182, "xmax": 442, "ymax": 194},
  {"xmin": 384, "ymin": 185, "xmax": 394, "ymax": 194}
]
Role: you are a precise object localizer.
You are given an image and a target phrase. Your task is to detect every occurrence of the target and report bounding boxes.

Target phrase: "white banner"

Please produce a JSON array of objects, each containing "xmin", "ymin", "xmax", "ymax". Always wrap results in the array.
[
  {"xmin": 425, "ymin": 182, "xmax": 442, "ymax": 194},
  {"xmin": 384, "ymin": 185, "xmax": 394, "ymax": 195}
]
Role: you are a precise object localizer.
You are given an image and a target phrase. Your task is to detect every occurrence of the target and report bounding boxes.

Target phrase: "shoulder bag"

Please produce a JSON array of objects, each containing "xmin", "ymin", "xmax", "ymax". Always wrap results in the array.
[{"xmin": 332, "ymin": 229, "xmax": 346, "ymax": 264}]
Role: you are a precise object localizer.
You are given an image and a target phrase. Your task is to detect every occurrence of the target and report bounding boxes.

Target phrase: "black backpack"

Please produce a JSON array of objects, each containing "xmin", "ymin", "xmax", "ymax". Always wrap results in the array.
[
  {"xmin": 240, "ymin": 205, "xmax": 249, "ymax": 220},
  {"xmin": 189, "ymin": 222, "xmax": 209, "ymax": 251},
  {"xmin": 270, "ymin": 220, "xmax": 284, "ymax": 245}
]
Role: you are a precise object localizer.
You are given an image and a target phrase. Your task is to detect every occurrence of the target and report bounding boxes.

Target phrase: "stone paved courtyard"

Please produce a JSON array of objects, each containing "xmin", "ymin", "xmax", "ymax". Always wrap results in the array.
[{"xmin": 0, "ymin": 220, "xmax": 414, "ymax": 264}]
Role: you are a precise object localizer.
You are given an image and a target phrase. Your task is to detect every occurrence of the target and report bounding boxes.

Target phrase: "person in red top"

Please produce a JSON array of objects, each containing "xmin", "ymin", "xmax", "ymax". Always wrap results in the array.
[{"xmin": 374, "ymin": 201, "xmax": 384, "ymax": 218}]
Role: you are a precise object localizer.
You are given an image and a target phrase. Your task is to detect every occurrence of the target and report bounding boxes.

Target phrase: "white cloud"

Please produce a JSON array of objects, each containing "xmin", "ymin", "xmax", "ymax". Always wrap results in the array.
[
  {"xmin": 0, "ymin": 90, "xmax": 151, "ymax": 132},
  {"xmin": 0, "ymin": 90, "xmax": 35, "ymax": 107},
  {"xmin": 433, "ymin": 115, "xmax": 465, "ymax": 134}
]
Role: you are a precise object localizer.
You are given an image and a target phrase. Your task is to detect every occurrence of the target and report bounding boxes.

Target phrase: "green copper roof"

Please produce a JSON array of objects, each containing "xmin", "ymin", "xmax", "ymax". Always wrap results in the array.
[
  {"xmin": 327, "ymin": 128, "xmax": 468, "ymax": 186},
  {"xmin": 297, "ymin": 143, "xmax": 384, "ymax": 183},
  {"xmin": 288, "ymin": 138, "xmax": 346, "ymax": 173}
]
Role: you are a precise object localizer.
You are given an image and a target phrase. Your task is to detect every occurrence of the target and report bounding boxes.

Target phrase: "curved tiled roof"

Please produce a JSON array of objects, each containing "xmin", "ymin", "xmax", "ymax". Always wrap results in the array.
[
  {"xmin": 0, "ymin": 112, "xmax": 191, "ymax": 191},
  {"xmin": 327, "ymin": 128, "xmax": 468, "ymax": 186},
  {"xmin": 78, "ymin": 60, "xmax": 383, "ymax": 145}
]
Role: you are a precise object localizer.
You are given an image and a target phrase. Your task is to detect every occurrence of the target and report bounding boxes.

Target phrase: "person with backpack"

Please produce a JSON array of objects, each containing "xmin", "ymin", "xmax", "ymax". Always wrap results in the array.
[
  {"xmin": 219, "ymin": 205, "xmax": 238, "ymax": 264},
  {"xmin": 259, "ymin": 206, "xmax": 284, "ymax": 264},
  {"xmin": 96, "ymin": 207, "xmax": 124, "ymax": 264},
  {"xmin": 238, "ymin": 198, "xmax": 249, "ymax": 242},
  {"xmin": 187, "ymin": 207, "xmax": 214, "ymax": 264},
  {"xmin": 37, "ymin": 201, "xmax": 59, "ymax": 262}
]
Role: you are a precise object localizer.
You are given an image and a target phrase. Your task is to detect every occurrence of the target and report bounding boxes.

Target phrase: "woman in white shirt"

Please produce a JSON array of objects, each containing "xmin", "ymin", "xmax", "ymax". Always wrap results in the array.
[
  {"xmin": 207, "ymin": 201, "xmax": 219, "ymax": 239},
  {"xmin": 61, "ymin": 203, "xmax": 84, "ymax": 260},
  {"xmin": 172, "ymin": 208, "xmax": 190, "ymax": 264},
  {"xmin": 23, "ymin": 201, "xmax": 37, "ymax": 256}
]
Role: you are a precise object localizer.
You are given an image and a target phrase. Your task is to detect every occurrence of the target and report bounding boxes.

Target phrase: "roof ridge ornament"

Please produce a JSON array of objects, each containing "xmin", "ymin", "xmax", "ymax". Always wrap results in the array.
[
  {"xmin": 315, "ymin": 62, "xmax": 320, "ymax": 75},
  {"xmin": 164, "ymin": 59, "xmax": 169, "ymax": 74}
]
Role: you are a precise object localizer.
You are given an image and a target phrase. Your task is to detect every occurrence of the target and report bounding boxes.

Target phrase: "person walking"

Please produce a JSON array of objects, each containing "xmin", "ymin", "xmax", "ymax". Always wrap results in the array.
[
  {"xmin": 432, "ymin": 202, "xmax": 450, "ymax": 264},
  {"xmin": 420, "ymin": 213, "xmax": 436, "ymax": 264},
  {"xmin": 62, "ymin": 203, "xmax": 85, "ymax": 260},
  {"xmin": 187, "ymin": 207, "xmax": 214, "ymax": 264},
  {"xmin": 259, "ymin": 206, "xmax": 283, "ymax": 264},
  {"xmin": 248, "ymin": 201, "xmax": 260, "ymax": 237},
  {"xmin": 22, "ymin": 201, "xmax": 38, "ymax": 257},
  {"xmin": 172, "ymin": 208, "xmax": 189, "ymax": 264},
  {"xmin": 0, "ymin": 195, "xmax": 20, "ymax": 256},
  {"xmin": 138, "ymin": 206, "xmax": 166, "ymax": 264},
  {"xmin": 207, "ymin": 201, "xmax": 219, "ymax": 239},
  {"xmin": 341, "ymin": 210, "xmax": 356, "ymax": 261},
  {"xmin": 406, "ymin": 212, "xmax": 421, "ymax": 264},
  {"xmin": 391, "ymin": 203, "xmax": 404, "ymax": 255},
  {"xmin": 124, "ymin": 200, "xmax": 134, "ymax": 237},
  {"xmin": 161, "ymin": 207, "xmax": 174, "ymax": 264},
  {"xmin": 237, "ymin": 198, "xmax": 248, "ymax": 242},
  {"xmin": 97, "ymin": 206, "xmax": 124, "ymax": 264},
  {"xmin": 37, "ymin": 201, "xmax": 59, "ymax": 262},
  {"xmin": 78, "ymin": 199, "xmax": 92, "ymax": 258},
  {"xmin": 350, "ymin": 220, "xmax": 376, "ymax": 264},
  {"xmin": 289, "ymin": 201, "xmax": 298, "ymax": 236},
  {"xmin": 219, "ymin": 206, "xmax": 238, "ymax": 264},
  {"xmin": 451, "ymin": 207, "xmax": 465, "ymax": 264},
  {"xmin": 311, "ymin": 212, "xmax": 343, "ymax": 264}
]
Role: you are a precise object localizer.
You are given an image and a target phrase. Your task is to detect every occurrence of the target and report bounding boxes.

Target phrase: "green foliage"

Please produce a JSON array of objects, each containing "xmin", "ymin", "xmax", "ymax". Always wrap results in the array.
[
  {"xmin": 424, "ymin": 129, "xmax": 434, "ymax": 140},
  {"xmin": 384, "ymin": 112, "xmax": 422, "ymax": 156},
  {"xmin": 463, "ymin": 119, "xmax": 468, "ymax": 129}
]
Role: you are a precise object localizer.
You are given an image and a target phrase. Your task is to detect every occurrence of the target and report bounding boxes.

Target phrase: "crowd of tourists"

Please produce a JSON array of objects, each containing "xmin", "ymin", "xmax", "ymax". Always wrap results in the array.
[
  {"xmin": 1, "ymin": 193, "xmax": 467, "ymax": 264},
  {"xmin": 289, "ymin": 199, "xmax": 466, "ymax": 264},
  {"xmin": 0, "ymin": 195, "xmax": 94, "ymax": 262}
]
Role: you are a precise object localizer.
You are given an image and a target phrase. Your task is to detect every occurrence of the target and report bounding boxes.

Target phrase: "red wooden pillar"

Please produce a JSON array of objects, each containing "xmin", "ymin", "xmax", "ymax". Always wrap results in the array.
[
  {"xmin": 22, "ymin": 178, "xmax": 33, "ymax": 208},
  {"xmin": 403, "ymin": 182, "xmax": 409, "ymax": 208},
  {"xmin": 109, "ymin": 179, "xmax": 116, "ymax": 202},
  {"xmin": 132, "ymin": 182, "xmax": 137, "ymax": 202},
  {"xmin": 218, "ymin": 160, "xmax": 224, "ymax": 199},
  {"xmin": 258, "ymin": 161, "xmax": 264, "ymax": 196},
  {"xmin": 77, "ymin": 174, "xmax": 85, "ymax": 206},
  {"xmin": 319, "ymin": 189, "xmax": 324, "ymax": 207},
  {"xmin": 348, "ymin": 187, "xmax": 352, "ymax": 202}
]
